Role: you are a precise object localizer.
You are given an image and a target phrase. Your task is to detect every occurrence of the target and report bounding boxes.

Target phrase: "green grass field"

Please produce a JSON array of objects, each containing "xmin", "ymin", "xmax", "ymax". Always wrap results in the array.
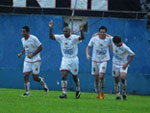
[{"xmin": 0, "ymin": 88, "xmax": 150, "ymax": 113}]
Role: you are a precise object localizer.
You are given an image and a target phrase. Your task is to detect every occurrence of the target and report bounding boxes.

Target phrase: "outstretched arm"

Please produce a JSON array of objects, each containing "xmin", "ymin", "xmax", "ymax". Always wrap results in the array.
[
  {"xmin": 49, "ymin": 20, "xmax": 56, "ymax": 40},
  {"xmin": 79, "ymin": 24, "xmax": 84, "ymax": 40}
]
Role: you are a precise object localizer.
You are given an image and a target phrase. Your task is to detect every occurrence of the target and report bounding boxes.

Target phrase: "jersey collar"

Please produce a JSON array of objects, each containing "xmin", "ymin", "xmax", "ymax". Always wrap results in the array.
[{"xmin": 99, "ymin": 34, "xmax": 106, "ymax": 39}]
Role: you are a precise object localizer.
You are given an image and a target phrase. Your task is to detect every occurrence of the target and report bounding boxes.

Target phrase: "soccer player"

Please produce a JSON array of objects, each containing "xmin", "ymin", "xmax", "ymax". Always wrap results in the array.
[
  {"xmin": 112, "ymin": 35, "xmax": 135, "ymax": 100},
  {"xmin": 49, "ymin": 20, "xmax": 84, "ymax": 99},
  {"xmin": 86, "ymin": 26, "xmax": 113, "ymax": 99},
  {"xmin": 18, "ymin": 26, "xmax": 49, "ymax": 96}
]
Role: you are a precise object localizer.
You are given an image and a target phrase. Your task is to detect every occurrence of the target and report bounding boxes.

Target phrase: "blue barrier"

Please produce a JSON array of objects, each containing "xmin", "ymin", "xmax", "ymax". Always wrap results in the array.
[{"xmin": 0, "ymin": 14, "xmax": 150, "ymax": 95}]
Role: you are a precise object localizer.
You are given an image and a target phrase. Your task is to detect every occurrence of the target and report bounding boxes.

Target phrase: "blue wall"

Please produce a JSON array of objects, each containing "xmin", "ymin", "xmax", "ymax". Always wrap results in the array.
[{"xmin": 0, "ymin": 14, "xmax": 150, "ymax": 95}]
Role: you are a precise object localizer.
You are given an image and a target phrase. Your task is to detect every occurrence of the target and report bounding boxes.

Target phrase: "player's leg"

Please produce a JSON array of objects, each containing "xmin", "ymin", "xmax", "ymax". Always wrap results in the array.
[
  {"xmin": 99, "ymin": 62, "xmax": 107, "ymax": 99},
  {"xmin": 120, "ymin": 67, "xmax": 128, "ymax": 100},
  {"xmin": 92, "ymin": 62, "xmax": 100, "ymax": 98},
  {"xmin": 120, "ymin": 72, "xmax": 127, "ymax": 100},
  {"xmin": 94, "ymin": 74, "xmax": 100, "ymax": 98},
  {"xmin": 22, "ymin": 62, "xmax": 31, "ymax": 96},
  {"xmin": 70, "ymin": 57, "xmax": 80, "ymax": 99},
  {"xmin": 59, "ymin": 57, "xmax": 70, "ymax": 98},
  {"xmin": 72, "ymin": 75, "xmax": 81, "ymax": 99},
  {"xmin": 32, "ymin": 62, "xmax": 49, "ymax": 94},
  {"xmin": 112, "ymin": 64, "xmax": 121, "ymax": 100},
  {"xmin": 60, "ymin": 70, "xmax": 68, "ymax": 98},
  {"xmin": 114, "ymin": 76, "xmax": 121, "ymax": 100}
]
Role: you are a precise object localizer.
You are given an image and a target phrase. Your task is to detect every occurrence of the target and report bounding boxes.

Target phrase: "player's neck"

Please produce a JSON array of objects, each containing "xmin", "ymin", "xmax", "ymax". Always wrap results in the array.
[
  {"xmin": 99, "ymin": 34, "xmax": 106, "ymax": 39},
  {"xmin": 65, "ymin": 34, "xmax": 70, "ymax": 38},
  {"xmin": 24, "ymin": 34, "xmax": 30, "ymax": 40}
]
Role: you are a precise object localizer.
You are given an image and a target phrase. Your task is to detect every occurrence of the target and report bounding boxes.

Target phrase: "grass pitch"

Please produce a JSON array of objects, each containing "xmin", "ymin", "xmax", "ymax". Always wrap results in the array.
[{"xmin": 0, "ymin": 88, "xmax": 150, "ymax": 113}]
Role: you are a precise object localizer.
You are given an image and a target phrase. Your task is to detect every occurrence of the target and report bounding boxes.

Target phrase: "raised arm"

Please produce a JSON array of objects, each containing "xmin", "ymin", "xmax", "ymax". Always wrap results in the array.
[
  {"xmin": 49, "ymin": 20, "xmax": 56, "ymax": 40},
  {"xmin": 86, "ymin": 46, "xmax": 91, "ymax": 61},
  {"xmin": 79, "ymin": 24, "xmax": 84, "ymax": 40},
  {"xmin": 18, "ymin": 48, "xmax": 25, "ymax": 58}
]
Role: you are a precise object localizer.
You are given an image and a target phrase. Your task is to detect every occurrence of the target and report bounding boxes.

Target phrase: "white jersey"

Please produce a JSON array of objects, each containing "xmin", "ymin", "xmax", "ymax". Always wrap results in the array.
[
  {"xmin": 21, "ymin": 35, "xmax": 42, "ymax": 62},
  {"xmin": 55, "ymin": 34, "xmax": 81, "ymax": 58},
  {"xmin": 88, "ymin": 35, "xmax": 113, "ymax": 62},
  {"xmin": 112, "ymin": 43, "xmax": 135, "ymax": 65}
]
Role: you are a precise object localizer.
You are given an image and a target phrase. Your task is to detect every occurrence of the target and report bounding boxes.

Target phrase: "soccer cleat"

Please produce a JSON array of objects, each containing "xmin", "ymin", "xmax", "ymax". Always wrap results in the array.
[
  {"xmin": 122, "ymin": 94, "xmax": 127, "ymax": 100},
  {"xmin": 116, "ymin": 96, "xmax": 121, "ymax": 100},
  {"xmin": 22, "ymin": 92, "xmax": 30, "ymax": 97},
  {"xmin": 75, "ymin": 91, "xmax": 80, "ymax": 99},
  {"xmin": 100, "ymin": 92, "xmax": 104, "ymax": 99},
  {"xmin": 43, "ymin": 87, "xmax": 49, "ymax": 94},
  {"xmin": 59, "ymin": 93, "xmax": 67, "ymax": 98}
]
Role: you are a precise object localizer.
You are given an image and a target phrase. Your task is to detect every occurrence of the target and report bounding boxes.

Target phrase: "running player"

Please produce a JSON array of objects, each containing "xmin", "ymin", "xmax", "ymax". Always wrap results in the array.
[{"xmin": 18, "ymin": 26, "xmax": 48, "ymax": 96}]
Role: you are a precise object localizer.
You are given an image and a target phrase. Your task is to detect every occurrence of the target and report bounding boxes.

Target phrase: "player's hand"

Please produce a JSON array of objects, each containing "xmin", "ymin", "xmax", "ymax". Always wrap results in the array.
[
  {"xmin": 79, "ymin": 24, "xmax": 83, "ymax": 31},
  {"xmin": 28, "ymin": 54, "xmax": 34, "ymax": 59},
  {"xmin": 49, "ymin": 20, "xmax": 53, "ymax": 28},
  {"xmin": 123, "ymin": 63, "xmax": 128, "ymax": 70},
  {"xmin": 18, "ymin": 53, "xmax": 22, "ymax": 58},
  {"xmin": 86, "ymin": 54, "xmax": 90, "ymax": 61}
]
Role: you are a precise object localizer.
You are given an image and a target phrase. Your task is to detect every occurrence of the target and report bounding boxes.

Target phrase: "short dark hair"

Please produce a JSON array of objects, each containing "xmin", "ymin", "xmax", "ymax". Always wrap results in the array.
[
  {"xmin": 22, "ymin": 26, "xmax": 30, "ymax": 32},
  {"xmin": 99, "ymin": 26, "xmax": 107, "ymax": 32},
  {"xmin": 113, "ymin": 35, "xmax": 122, "ymax": 44}
]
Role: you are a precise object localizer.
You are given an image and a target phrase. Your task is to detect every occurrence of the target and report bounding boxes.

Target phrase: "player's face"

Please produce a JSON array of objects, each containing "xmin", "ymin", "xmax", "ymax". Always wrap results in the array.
[
  {"xmin": 22, "ymin": 29, "xmax": 28, "ymax": 38},
  {"xmin": 63, "ymin": 28, "xmax": 70, "ymax": 38},
  {"xmin": 99, "ymin": 29, "xmax": 106, "ymax": 39},
  {"xmin": 115, "ymin": 42, "xmax": 122, "ymax": 47}
]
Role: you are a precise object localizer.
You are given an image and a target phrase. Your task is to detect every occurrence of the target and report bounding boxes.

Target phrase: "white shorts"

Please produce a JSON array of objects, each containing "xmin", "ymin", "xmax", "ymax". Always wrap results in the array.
[
  {"xmin": 23, "ymin": 61, "xmax": 41, "ymax": 74},
  {"xmin": 112, "ymin": 63, "xmax": 128, "ymax": 77},
  {"xmin": 60, "ymin": 57, "xmax": 79, "ymax": 75},
  {"xmin": 92, "ymin": 61, "xmax": 107, "ymax": 75}
]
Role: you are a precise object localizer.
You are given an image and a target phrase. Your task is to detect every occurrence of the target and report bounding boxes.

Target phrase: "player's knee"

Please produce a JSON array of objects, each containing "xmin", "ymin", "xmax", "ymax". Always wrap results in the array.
[
  {"xmin": 62, "ymin": 76, "xmax": 67, "ymax": 80},
  {"xmin": 33, "ymin": 76, "xmax": 38, "ymax": 81}
]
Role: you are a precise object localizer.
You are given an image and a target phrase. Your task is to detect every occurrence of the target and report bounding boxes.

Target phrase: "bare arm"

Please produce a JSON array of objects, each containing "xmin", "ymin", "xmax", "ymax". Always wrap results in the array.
[
  {"xmin": 123, "ymin": 55, "xmax": 134, "ymax": 69},
  {"xmin": 79, "ymin": 24, "xmax": 84, "ymax": 40},
  {"xmin": 86, "ymin": 46, "xmax": 91, "ymax": 61},
  {"xmin": 49, "ymin": 20, "xmax": 56, "ymax": 40},
  {"xmin": 109, "ymin": 44, "xmax": 113, "ymax": 52},
  {"xmin": 18, "ymin": 48, "xmax": 25, "ymax": 58},
  {"xmin": 28, "ymin": 45, "xmax": 42, "ymax": 59}
]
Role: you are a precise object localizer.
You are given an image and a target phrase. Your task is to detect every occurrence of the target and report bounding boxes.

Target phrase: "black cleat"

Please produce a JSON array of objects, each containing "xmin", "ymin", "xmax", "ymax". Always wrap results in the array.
[
  {"xmin": 122, "ymin": 94, "xmax": 127, "ymax": 100},
  {"xmin": 22, "ymin": 92, "xmax": 30, "ymax": 97},
  {"xmin": 59, "ymin": 93, "xmax": 67, "ymax": 98},
  {"xmin": 116, "ymin": 96, "xmax": 121, "ymax": 100},
  {"xmin": 43, "ymin": 87, "xmax": 49, "ymax": 94},
  {"xmin": 76, "ymin": 91, "xmax": 80, "ymax": 99}
]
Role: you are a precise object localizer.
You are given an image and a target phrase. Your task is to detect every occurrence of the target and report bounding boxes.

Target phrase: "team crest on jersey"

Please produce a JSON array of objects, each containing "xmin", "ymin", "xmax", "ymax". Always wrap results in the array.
[
  {"xmin": 25, "ymin": 45, "xmax": 28, "ymax": 48},
  {"xmin": 102, "ymin": 66, "xmax": 105, "ymax": 70},
  {"xmin": 35, "ymin": 68, "xmax": 38, "ymax": 71},
  {"xmin": 100, "ymin": 43, "xmax": 103, "ymax": 47},
  {"xmin": 74, "ymin": 69, "xmax": 77, "ymax": 72},
  {"xmin": 115, "ymin": 50, "xmax": 118, "ymax": 53},
  {"xmin": 65, "ymin": 42, "xmax": 68, "ymax": 46}
]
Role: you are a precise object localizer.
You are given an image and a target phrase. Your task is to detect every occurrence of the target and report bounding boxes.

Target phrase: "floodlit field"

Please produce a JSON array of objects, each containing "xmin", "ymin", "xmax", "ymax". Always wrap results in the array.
[{"xmin": 0, "ymin": 88, "xmax": 150, "ymax": 113}]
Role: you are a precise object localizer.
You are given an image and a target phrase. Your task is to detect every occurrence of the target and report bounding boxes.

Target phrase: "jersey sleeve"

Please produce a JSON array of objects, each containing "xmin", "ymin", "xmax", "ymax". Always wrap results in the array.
[
  {"xmin": 73, "ymin": 35, "xmax": 81, "ymax": 44},
  {"xmin": 126, "ymin": 46, "xmax": 135, "ymax": 56},
  {"xmin": 54, "ymin": 34, "xmax": 62, "ymax": 43},
  {"xmin": 88, "ymin": 37, "xmax": 94, "ymax": 47},
  {"xmin": 33, "ymin": 36, "xmax": 42, "ymax": 47}
]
